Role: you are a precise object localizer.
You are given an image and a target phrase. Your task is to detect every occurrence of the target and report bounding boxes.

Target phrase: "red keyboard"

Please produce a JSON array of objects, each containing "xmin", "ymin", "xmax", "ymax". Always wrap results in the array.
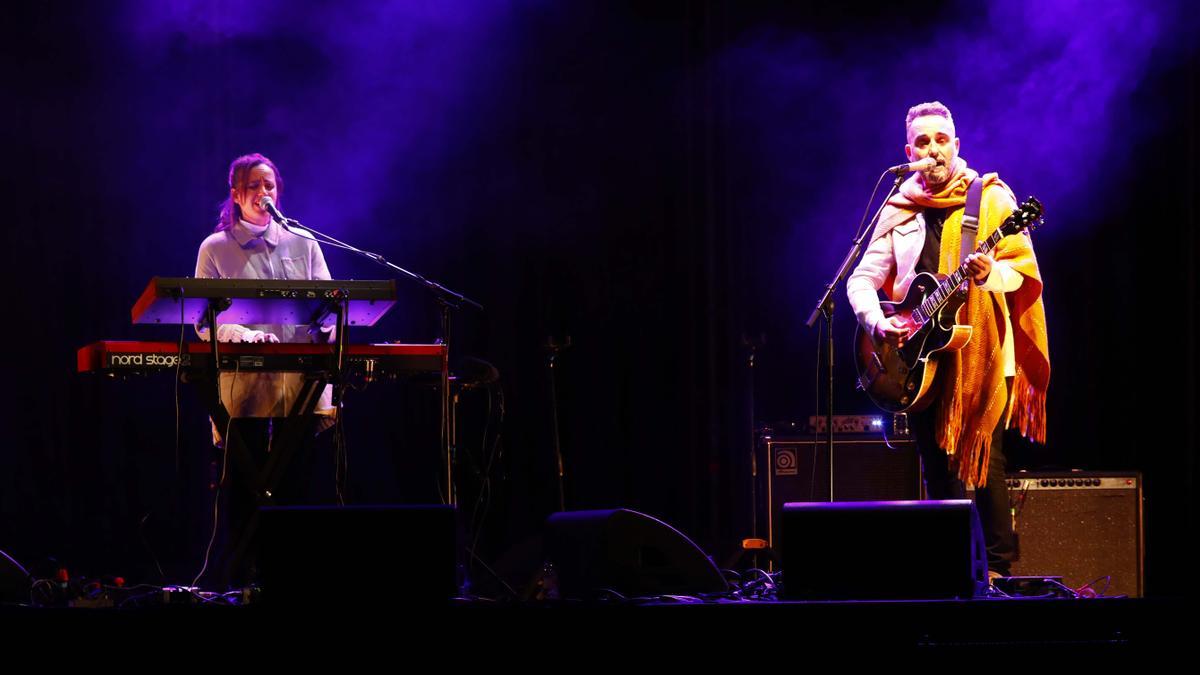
[{"xmin": 78, "ymin": 341, "xmax": 445, "ymax": 376}]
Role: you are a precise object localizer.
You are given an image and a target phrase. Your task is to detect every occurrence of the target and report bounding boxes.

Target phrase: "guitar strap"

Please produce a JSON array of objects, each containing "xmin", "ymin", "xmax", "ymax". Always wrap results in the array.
[{"xmin": 959, "ymin": 176, "xmax": 983, "ymax": 266}]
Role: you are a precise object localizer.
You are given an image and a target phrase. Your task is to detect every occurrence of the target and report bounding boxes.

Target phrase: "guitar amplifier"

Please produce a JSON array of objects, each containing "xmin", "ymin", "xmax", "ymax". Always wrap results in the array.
[
  {"xmin": 997, "ymin": 472, "xmax": 1144, "ymax": 598},
  {"xmin": 762, "ymin": 435, "xmax": 921, "ymax": 552}
]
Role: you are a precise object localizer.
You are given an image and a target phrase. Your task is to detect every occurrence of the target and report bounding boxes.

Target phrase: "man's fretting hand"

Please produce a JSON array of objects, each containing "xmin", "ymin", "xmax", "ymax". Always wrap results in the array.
[{"xmin": 966, "ymin": 252, "xmax": 994, "ymax": 285}]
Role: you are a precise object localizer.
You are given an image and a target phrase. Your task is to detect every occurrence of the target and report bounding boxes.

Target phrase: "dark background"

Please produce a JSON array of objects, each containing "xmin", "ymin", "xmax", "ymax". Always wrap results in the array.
[{"xmin": 4, "ymin": 0, "xmax": 1197, "ymax": 595}]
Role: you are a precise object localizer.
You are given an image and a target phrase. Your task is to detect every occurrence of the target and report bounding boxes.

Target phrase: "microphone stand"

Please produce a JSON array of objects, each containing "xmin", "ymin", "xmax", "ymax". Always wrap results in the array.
[
  {"xmin": 724, "ymin": 333, "xmax": 777, "ymax": 573},
  {"xmin": 545, "ymin": 335, "xmax": 571, "ymax": 512},
  {"xmin": 278, "ymin": 217, "xmax": 483, "ymax": 507},
  {"xmin": 804, "ymin": 169, "xmax": 906, "ymax": 501}
]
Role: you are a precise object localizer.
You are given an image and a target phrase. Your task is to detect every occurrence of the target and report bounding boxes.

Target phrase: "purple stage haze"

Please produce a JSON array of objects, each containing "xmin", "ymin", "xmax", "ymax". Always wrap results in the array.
[
  {"xmin": 721, "ymin": 0, "xmax": 1192, "ymax": 239},
  {"xmin": 112, "ymin": 0, "xmax": 521, "ymax": 259}
]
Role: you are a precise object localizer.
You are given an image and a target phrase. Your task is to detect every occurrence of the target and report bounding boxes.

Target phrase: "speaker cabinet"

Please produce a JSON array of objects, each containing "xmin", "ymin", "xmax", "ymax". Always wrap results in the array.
[
  {"xmin": 763, "ymin": 436, "xmax": 921, "ymax": 552},
  {"xmin": 780, "ymin": 499, "xmax": 986, "ymax": 600},
  {"xmin": 1003, "ymin": 472, "xmax": 1144, "ymax": 597},
  {"xmin": 544, "ymin": 509, "xmax": 728, "ymax": 600},
  {"xmin": 257, "ymin": 505, "xmax": 459, "ymax": 607}
]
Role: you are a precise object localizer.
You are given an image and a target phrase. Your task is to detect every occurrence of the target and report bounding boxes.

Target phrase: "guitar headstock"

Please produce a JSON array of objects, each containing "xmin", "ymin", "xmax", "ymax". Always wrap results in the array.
[{"xmin": 999, "ymin": 196, "xmax": 1044, "ymax": 237}]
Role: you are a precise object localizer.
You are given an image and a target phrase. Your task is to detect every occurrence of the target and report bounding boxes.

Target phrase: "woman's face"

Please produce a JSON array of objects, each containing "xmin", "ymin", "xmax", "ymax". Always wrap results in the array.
[{"xmin": 232, "ymin": 163, "xmax": 278, "ymax": 226}]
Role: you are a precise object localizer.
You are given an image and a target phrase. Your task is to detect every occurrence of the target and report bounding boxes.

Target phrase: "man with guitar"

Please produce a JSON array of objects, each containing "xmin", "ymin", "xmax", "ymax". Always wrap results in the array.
[{"xmin": 847, "ymin": 101, "xmax": 1051, "ymax": 581}]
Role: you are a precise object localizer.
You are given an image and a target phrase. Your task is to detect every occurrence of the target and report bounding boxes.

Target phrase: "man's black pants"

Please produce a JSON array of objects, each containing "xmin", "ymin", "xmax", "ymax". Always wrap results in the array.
[{"xmin": 909, "ymin": 386, "xmax": 1015, "ymax": 575}]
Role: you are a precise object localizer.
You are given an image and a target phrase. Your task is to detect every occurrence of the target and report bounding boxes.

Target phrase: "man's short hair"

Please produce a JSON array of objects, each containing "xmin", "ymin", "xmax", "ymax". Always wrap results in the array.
[{"xmin": 905, "ymin": 101, "xmax": 954, "ymax": 132}]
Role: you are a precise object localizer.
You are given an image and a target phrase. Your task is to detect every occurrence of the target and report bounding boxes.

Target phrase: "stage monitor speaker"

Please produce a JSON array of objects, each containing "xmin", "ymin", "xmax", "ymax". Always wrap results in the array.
[
  {"xmin": 544, "ymin": 509, "xmax": 728, "ymax": 600},
  {"xmin": 1003, "ymin": 472, "xmax": 1144, "ymax": 598},
  {"xmin": 0, "ymin": 551, "xmax": 30, "ymax": 604},
  {"xmin": 257, "ymin": 505, "xmax": 459, "ymax": 607},
  {"xmin": 780, "ymin": 499, "xmax": 986, "ymax": 600},
  {"xmin": 764, "ymin": 436, "xmax": 921, "ymax": 553}
]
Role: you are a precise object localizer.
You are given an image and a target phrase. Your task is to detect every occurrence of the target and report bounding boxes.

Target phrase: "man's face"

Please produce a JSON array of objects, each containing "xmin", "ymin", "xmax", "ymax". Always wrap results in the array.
[
  {"xmin": 232, "ymin": 163, "xmax": 277, "ymax": 226},
  {"xmin": 905, "ymin": 115, "xmax": 959, "ymax": 188}
]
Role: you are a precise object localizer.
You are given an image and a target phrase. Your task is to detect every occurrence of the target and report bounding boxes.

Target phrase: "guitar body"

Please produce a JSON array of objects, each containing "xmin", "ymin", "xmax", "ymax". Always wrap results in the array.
[{"xmin": 854, "ymin": 272, "xmax": 973, "ymax": 413}]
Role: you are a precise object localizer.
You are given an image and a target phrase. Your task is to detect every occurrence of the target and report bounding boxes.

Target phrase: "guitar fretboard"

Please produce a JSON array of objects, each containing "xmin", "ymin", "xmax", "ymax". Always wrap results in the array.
[{"xmin": 911, "ymin": 226, "xmax": 1008, "ymax": 327}]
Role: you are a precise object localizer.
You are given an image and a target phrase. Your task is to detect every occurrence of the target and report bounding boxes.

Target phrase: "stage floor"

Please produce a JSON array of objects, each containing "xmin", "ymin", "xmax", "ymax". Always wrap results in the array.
[{"xmin": 2, "ymin": 595, "xmax": 1186, "ymax": 654}]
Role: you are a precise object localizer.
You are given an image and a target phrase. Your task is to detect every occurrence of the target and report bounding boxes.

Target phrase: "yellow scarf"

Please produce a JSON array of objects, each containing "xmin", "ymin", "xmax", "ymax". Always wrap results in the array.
[{"xmin": 873, "ymin": 159, "xmax": 1050, "ymax": 486}]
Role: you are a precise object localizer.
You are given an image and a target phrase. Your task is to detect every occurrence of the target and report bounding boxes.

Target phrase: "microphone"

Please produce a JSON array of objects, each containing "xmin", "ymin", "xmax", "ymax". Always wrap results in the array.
[
  {"xmin": 258, "ymin": 196, "xmax": 292, "ymax": 224},
  {"xmin": 886, "ymin": 157, "xmax": 937, "ymax": 174},
  {"xmin": 259, "ymin": 197, "xmax": 317, "ymax": 240}
]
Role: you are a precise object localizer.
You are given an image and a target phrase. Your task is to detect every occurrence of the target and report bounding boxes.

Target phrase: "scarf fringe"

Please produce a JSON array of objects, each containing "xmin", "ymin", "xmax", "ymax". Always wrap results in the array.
[
  {"xmin": 954, "ymin": 430, "xmax": 992, "ymax": 488},
  {"xmin": 936, "ymin": 372, "xmax": 964, "ymax": 457},
  {"xmin": 1007, "ymin": 371, "xmax": 1048, "ymax": 444}
]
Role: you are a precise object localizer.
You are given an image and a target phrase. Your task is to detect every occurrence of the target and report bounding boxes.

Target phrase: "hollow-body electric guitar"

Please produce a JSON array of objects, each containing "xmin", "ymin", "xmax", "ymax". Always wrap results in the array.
[{"xmin": 853, "ymin": 197, "xmax": 1044, "ymax": 413}]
